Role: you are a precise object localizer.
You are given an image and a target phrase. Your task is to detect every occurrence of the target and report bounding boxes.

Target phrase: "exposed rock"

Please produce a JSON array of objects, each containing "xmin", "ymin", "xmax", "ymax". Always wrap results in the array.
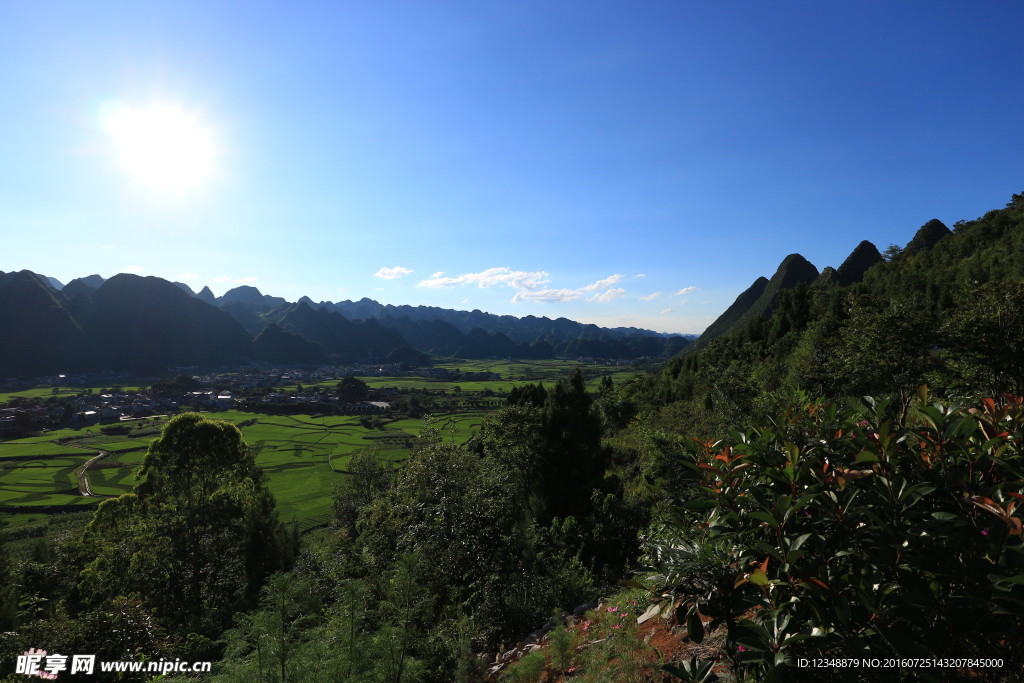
[{"xmin": 573, "ymin": 601, "xmax": 598, "ymax": 618}]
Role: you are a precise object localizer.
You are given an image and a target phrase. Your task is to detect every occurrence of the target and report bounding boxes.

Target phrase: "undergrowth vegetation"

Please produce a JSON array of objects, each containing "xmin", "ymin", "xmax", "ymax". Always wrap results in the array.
[{"xmin": 639, "ymin": 391, "xmax": 1024, "ymax": 680}]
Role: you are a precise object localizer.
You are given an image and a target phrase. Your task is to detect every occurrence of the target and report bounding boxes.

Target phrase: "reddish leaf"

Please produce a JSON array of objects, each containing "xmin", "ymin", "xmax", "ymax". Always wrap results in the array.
[{"xmin": 970, "ymin": 496, "xmax": 1007, "ymax": 519}]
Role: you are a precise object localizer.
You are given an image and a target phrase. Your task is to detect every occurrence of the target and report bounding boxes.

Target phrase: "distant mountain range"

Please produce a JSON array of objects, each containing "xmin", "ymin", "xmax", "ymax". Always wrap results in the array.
[
  {"xmin": 0, "ymin": 272, "xmax": 694, "ymax": 377},
  {"xmin": 687, "ymin": 218, "xmax": 952, "ymax": 352}
]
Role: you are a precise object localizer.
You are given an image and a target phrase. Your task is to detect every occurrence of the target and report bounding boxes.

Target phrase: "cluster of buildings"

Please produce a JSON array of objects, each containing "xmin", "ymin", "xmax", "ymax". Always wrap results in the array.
[
  {"xmin": 188, "ymin": 363, "xmax": 411, "ymax": 389},
  {"xmin": 69, "ymin": 391, "xmax": 185, "ymax": 425},
  {"xmin": 2, "ymin": 361, "xmax": 517, "ymax": 433}
]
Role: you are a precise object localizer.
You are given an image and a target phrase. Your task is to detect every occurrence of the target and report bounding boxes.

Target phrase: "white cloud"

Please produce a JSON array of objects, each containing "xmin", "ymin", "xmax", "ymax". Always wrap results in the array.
[
  {"xmin": 461, "ymin": 299, "xmax": 470, "ymax": 304},
  {"xmin": 586, "ymin": 287, "xmax": 627, "ymax": 303},
  {"xmin": 100, "ymin": 244, "xmax": 116, "ymax": 251},
  {"xmin": 676, "ymin": 286, "xmax": 698, "ymax": 296},
  {"xmin": 123, "ymin": 265, "xmax": 144, "ymax": 274},
  {"xmin": 375, "ymin": 266, "xmax": 414, "ymax": 280},
  {"xmin": 580, "ymin": 274, "xmax": 624, "ymax": 291},
  {"xmin": 640, "ymin": 291, "xmax": 662, "ymax": 301},
  {"xmin": 234, "ymin": 277, "xmax": 258, "ymax": 284},
  {"xmin": 213, "ymin": 275, "xmax": 230, "ymax": 283},
  {"xmin": 337, "ymin": 287, "xmax": 346, "ymax": 292},
  {"xmin": 660, "ymin": 307, "xmax": 674, "ymax": 315},
  {"xmin": 419, "ymin": 267, "xmax": 549, "ymax": 291},
  {"xmin": 417, "ymin": 268, "xmax": 635, "ymax": 305},
  {"xmin": 634, "ymin": 273, "xmax": 646, "ymax": 278},
  {"xmin": 179, "ymin": 272, "xmax": 199, "ymax": 281},
  {"xmin": 512, "ymin": 288, "xmax": 581, "ymax": 303}
]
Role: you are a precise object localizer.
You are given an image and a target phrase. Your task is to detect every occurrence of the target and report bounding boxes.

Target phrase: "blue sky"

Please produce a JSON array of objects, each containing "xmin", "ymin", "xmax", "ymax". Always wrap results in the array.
[{"xmin": 2, "ymin": 1, "xmax": 1022, "ymax": 333}]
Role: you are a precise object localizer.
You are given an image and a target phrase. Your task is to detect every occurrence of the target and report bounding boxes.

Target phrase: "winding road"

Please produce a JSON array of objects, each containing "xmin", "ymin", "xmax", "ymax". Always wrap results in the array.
[{"xmin": 66, "ymin": 444, "xmax": 111, "ymax": 496}]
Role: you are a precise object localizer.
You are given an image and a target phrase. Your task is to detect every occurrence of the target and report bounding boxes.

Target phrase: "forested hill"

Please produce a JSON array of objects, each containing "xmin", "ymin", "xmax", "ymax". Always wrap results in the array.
[
  {"xmin": 619, "ymin": 190, "xmax": 1024, "ymax": 440},
  {"xmin": 687, "ymin": 215, "xmax": 953, "ymax": 351},
  {"xmin": 0, "ymin": 272, "xmax": 691, "ymax": 376}
]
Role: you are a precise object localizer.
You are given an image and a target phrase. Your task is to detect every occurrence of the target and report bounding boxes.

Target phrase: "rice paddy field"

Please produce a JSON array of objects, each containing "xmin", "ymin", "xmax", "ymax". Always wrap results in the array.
[
  {"xmin": 1, "ymin": 358, "xmax": 646, "ymax": 533},
  {"xmin": 1, "ymin": 409, "xmax": 490, "ymax": 532},
  {"xmin": 286, "ymin": 358, "xmax": 644, "ymax": 393}
]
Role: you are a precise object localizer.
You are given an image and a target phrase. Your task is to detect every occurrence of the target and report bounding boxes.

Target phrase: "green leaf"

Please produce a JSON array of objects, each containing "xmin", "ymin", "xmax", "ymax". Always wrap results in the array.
[
  {"xmin": 789, "ymin": 533, "xmax": 813, "ymax": 550},
  {"xmin": 749, "ymin": 511, "xmax": 780, "ymax": 527},
  {"xmin": 687, "ymin": 607, "xmax": 705, "ymax": 643},
  {"xmin": 753, "ymin": 542, "xmax": 784, "ymax": 563},
  {"xmin": 786, "ymin": 442, "xmax": 800, "ymax": 465},
  {"xmin": 920, "ymin": 404, "xmax": 945, "ymax": 429},
  {"xmin": 855, "ymin": 450, "xmax": 879, "ymax": 463},
  {"xmin": 749, "ymin": 568, "xmax": 769, "ymax": 586}
]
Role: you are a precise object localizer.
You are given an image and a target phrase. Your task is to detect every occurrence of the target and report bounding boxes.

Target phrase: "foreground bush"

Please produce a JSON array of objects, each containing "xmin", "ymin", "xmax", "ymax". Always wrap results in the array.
[{"xmin": 644, "ymin": 391, "xmax": 1024, "ymax": 681}]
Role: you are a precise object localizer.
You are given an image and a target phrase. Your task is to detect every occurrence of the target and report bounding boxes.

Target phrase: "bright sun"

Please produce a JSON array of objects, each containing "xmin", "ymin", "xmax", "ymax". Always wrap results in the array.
[{"xmin": 100, "ymin": 102, "xmax": 218, "ymax": 193}]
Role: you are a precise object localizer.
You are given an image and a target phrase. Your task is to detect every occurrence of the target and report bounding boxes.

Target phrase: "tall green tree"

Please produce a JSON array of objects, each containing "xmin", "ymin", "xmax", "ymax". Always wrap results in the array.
[
  {"xmin": 540, "ymin": 368, "xmax": 606, "ymax": 522},
  {"xmin": 943, "ymin": 282, "xmax": 1024, "ymax": 395},
  {"xmin": 80, "ymin": 413, "xmax": 292, "ymax": 636},
  {"xmin": 337, "ymin": 376, "xmax": 370, "ymax": 403},
  {"xmin": 828, "ymin": 296, "xmax": 938, "ymax": 424}
]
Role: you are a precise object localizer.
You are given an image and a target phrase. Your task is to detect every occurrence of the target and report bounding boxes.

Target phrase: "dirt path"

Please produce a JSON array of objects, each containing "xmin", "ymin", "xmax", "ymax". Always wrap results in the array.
[{"xmin": 65, "ymin": 444, "xmax": 111, "ymax": 496}]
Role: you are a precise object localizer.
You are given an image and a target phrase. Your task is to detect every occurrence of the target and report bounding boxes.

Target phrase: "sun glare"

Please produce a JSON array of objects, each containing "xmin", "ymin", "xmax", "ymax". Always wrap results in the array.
[{"xmin": 99, "ymin": 102, "xmax": 218, "ymax": 193}]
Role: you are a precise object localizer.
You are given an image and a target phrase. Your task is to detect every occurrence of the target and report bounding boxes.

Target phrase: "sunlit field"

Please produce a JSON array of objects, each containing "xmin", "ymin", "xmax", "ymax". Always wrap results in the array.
[
  {"xmin": 1, "ymin": 409, "xmax": 490, "ymax": 531},
  {"xmin": 1, "ymin": 359, "xmax": 642, "ymax": 532}
]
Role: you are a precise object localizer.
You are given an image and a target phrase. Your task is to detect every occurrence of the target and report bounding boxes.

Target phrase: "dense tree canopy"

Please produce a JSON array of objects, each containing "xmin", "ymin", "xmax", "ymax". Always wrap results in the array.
[{"xmin": 80, "ymin": 413, "xmax": 292, "ymax": 637}]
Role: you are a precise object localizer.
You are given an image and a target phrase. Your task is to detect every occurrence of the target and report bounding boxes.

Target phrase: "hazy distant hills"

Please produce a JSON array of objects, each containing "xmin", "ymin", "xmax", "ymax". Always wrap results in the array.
[
  {"xmin": 2, "ymin": 201, "xmax": 1016, "ymax": 377},
  {"xmin": 0, "ymin": 271, "xmax": 692, "ymax": 377},
  {"xmin": 0, "ymin": 271, "xmax": 81, "ymax": 376},
  {"xmin": 689, "ymin": 219, "xmax": 950, "ymax": 351}
]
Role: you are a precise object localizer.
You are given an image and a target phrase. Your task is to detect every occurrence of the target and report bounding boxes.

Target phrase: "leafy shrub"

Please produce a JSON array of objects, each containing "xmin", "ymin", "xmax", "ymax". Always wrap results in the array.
[
  {"xmin": 547, "ymin": 619, "xmax": 575, "ymax": 674},
  {"xmin": 501, "ymin": 649, "xmax": 545, "ymax": 682},
  {"xmin": 644, "ymin": 391, "xmax": 1024, "ymax": 680},
  {"xmin": 99, "ymin": 423, "xmax": 131, "ymax": 435}
]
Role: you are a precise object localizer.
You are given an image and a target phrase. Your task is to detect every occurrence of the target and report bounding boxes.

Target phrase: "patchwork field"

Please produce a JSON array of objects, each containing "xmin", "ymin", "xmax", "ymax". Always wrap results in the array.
[
  {"xmin": 1, "ymin": 409, "xmax": 490, "ymax": 531},
  {"xmin": 1, "ymin": 358, "xmax": 645, "ymax": 532},
  {"xmin": 286, "ymin": 358, "xmax": 643, "ymax": 393}
]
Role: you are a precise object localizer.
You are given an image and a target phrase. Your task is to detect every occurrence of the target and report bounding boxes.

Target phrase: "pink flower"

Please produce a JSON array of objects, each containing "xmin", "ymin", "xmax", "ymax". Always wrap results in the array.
[
  {"xmin": 737, "ymin": 645, "xmax": 749, "ymax": 652},
  {"xmin": 981, "ymin": 530, "xmax": 989, "ymax": 536},
  {"xmin": 607, "ymin": 606, "xmax": 619, "ymax": 613},
  {"xmin": 612, "ymin": 624, "xmax": 622, "ymax": 629},
  {"xmin": 620, "ymin": 613, "xmax": 628, "ymax": 618},
  {"xmin": 581, "ymin": 620, "xmax": 591, "ymax": 631}
]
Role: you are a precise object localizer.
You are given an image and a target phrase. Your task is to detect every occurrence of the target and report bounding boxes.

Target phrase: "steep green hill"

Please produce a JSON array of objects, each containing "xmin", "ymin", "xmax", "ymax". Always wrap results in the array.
[{"xmin": 689, "ymin": 253, "xmax": 818, "ymax": 351}]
